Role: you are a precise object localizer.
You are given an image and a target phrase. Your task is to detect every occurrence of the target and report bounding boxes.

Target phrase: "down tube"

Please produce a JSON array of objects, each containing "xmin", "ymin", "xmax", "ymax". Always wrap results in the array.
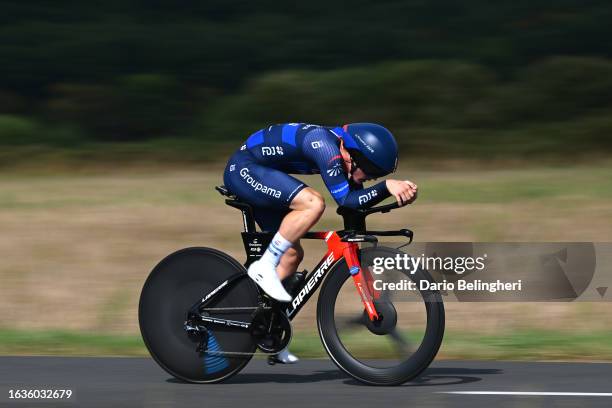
[{"xmin": 284, "ymin": 249, "xmax": 339, "ymax": 320}]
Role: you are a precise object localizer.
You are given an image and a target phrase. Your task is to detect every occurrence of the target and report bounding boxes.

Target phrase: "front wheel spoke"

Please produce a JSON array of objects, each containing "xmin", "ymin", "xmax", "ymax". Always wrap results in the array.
[
  {"xmin": 388, "ymin": 328, "xmax": 413, "ymax": 355},
  {"xmin": 336, "ymin": 313, "xmax": 367, "ymax": 331}
]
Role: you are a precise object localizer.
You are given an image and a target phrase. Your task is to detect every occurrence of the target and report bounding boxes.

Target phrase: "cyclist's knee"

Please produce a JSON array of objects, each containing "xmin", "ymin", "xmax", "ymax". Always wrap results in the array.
[{"xmin": 294, "ymin": 188, "xmax": 325, "ymax": 215}]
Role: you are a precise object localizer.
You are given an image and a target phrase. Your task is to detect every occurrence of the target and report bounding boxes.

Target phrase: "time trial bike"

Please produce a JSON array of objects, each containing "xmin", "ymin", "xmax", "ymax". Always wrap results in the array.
[{"xmin": 138, "ymin": 185, "xmax": 445, "ymax": 386}]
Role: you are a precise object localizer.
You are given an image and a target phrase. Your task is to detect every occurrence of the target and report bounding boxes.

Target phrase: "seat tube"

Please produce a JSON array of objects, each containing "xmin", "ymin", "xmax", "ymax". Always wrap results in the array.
[{"xmin": 343, "ymin": 243, "xmax": 380, "ymax": 321}]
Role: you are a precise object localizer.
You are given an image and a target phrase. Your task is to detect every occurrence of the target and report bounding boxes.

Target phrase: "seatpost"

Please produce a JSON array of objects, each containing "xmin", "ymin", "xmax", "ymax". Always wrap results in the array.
[{"xmin": 225, "ymin": 199, "xmax": 257, "ymax": 232}]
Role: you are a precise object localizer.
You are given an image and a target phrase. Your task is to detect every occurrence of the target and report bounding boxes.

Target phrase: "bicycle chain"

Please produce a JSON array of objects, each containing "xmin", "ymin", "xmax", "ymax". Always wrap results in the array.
[
  {"xmin": 198, "ymin": 305, "xmax": 279, "ymax": 356},
  {"xmin": 203, "ymin": 350, "xmax": 275, "ymax": 356}
]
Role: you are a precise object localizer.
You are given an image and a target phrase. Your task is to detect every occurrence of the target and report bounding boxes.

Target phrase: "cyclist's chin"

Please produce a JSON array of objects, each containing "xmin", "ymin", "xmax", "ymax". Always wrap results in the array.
[
  {"xmin": 350, "ymin": 174, "xmax": 367, "ymax": 185},
  {"xmin": 348, "ymin": 178, "xmax": 363, "ymax": 189}
]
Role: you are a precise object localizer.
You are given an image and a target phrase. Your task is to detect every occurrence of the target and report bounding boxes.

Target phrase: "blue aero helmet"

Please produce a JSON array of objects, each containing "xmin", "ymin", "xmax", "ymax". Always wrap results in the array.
[{"xmin": 341, "ymin": 123, "xmax": 399, "ymax": 178}]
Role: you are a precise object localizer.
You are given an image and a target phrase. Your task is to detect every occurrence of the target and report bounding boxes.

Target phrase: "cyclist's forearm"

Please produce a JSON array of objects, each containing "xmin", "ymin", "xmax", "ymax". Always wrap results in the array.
[{"xmin": 336, "ymin": 180, "xmax": 389, "ymax": 208}]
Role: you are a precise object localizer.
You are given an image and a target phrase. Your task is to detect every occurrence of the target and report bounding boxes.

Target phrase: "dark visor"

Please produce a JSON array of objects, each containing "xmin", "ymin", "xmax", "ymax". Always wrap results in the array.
[{"xmin": 348, "ymin": 149, "xmax": 386, "ymax": 178}]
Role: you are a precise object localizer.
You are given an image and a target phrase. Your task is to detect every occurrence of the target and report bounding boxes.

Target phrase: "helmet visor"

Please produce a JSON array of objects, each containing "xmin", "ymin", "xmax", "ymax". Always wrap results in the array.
[{"xmin": 348, "ymin": 149, "xmax": 387, "ymax": 178}]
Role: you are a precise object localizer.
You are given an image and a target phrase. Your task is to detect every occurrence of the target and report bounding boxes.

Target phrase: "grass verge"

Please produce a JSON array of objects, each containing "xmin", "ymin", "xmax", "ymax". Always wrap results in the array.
[{"xmin": 2, "ymin": 328, "xmax": 612, "ymax": 361}]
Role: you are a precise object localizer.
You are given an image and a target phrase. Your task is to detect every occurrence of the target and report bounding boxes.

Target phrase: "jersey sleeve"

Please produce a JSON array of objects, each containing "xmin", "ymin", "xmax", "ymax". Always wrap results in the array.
[{"xmin": 301, "ymin": 128, "xmax": 390, "ymax": 209}]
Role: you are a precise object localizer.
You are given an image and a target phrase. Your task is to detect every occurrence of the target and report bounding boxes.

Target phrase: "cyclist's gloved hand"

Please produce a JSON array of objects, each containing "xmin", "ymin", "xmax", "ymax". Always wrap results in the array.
[{"xmin": 385, "ymin": 179, "xmax": 418, "ymax": 206}]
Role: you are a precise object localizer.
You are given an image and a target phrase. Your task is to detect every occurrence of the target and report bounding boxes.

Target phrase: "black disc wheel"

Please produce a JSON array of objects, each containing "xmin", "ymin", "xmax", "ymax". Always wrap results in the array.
[
  {"xmin": 317, "ymin": 246, "xmax": 445, "ymax": 385},
  {"xmin": 139, "ymin": 247, "xmax": 260, "ymax": 383}
]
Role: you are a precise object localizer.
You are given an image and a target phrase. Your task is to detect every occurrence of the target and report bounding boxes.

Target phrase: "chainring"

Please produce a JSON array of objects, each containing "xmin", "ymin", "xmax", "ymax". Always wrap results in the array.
[{"xmin": 250, "ymin": 308, "xmax": 292, "ymax": 353}]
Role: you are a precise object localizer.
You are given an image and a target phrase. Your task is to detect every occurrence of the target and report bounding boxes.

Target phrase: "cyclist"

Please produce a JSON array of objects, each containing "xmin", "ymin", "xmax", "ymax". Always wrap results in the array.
[{"xmin": 223, "ymin": 123, "xmax": 417, "ymax": 362}]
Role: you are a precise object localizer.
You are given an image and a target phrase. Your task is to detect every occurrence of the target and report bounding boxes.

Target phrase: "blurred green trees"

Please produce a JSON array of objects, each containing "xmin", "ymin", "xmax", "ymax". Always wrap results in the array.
[{"xmin": 1, "ymin": 1, "xmax": 612, "ymax": 159}]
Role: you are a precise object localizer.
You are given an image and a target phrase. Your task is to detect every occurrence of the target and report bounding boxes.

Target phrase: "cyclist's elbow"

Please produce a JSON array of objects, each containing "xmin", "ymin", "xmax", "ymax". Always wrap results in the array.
[{"xmin": 335, "ymin": 196, "xmax": 358, "ymax": 209}]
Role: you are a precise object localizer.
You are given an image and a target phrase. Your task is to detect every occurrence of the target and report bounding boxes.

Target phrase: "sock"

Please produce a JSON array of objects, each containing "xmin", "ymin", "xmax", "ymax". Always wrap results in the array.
[{"xmin": 260, "ymin": 232, "xmax": 292, "ymax": 266}]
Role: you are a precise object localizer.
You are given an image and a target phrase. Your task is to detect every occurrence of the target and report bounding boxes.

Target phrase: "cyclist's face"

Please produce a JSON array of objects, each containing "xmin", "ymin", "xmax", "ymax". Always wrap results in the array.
[
  {"xmin": 340, "ymin": 140, "xmax": 377, "ymax": 183},
  {"xmin": 350, "ymin": 167, "xmax": 371, "ymax": 183}
]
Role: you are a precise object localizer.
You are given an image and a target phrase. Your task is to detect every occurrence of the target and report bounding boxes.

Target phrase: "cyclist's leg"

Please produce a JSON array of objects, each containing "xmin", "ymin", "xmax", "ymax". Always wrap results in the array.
[
  {"xmin": 224, "ymin": 157, "xmax": 310, "ymax": 300},
  {"xmin": 277, "ymin": 187, "xmax": 326, "ymax": 242},
  {"xmin": 251, "ymin": 210, "xmax": 305, "ymax": 280},
  {"xmin": 249, "ymin": 188, "xmax": 325, "ymax": 279},
  {"xmin": 277, "ymin": 241, "xmax": 304, "ymax": 280},
  {"xmin": 274, "ymin": 188, "xmax": 326, "ymax": 279},
  {"xmin": 223, "ymin": 155, "xmax": 307, "ymax": 214}
]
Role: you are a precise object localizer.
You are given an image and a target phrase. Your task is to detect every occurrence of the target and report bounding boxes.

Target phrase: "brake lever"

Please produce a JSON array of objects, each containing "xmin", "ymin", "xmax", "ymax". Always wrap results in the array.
[{"xmin": 400, "ymin": 228, "xmax": 413, "ymax": 244}]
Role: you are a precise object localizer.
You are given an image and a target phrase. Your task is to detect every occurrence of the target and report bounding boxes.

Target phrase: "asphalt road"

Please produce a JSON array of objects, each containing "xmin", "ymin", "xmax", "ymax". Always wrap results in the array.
[{"xmin": 1, "ymin": 357, "xmax": 611, "ymax": 408}]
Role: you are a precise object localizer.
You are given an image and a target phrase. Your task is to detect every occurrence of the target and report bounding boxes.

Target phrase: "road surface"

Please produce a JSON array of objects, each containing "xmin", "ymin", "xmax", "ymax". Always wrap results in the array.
[{"xmin": 1, "ymin": 357, "xmax": 611, "ymax": 407}]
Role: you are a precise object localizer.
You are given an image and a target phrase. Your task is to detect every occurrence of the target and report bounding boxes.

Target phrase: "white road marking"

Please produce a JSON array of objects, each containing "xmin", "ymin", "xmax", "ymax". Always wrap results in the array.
[{"xmin": 439, "ymin": 391, "xmax": 612, "ymax": 397}]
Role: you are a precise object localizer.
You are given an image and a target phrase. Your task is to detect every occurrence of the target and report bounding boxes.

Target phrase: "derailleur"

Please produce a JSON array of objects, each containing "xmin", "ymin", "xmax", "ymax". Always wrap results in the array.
[{"xmin": 184, "ymin": 318, "xmax": 209, "ymax": 353}]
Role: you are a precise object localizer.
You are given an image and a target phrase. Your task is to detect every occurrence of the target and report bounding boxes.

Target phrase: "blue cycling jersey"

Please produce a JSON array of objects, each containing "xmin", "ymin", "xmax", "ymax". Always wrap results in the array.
[{"xmin": 223, "ymin": 123, "xmax": 391, "ymax": 231}]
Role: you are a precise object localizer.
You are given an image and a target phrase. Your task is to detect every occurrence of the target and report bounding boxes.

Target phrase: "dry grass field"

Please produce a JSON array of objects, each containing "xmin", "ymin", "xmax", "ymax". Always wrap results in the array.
[{"xmin": 1, "ymin": 160, "xmax": 611, "ymax": 357}]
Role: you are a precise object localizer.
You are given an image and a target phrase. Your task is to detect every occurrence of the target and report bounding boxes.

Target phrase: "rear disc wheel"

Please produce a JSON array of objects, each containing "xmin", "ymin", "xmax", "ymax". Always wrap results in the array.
[{"xmin": 139, "ymin": 247, "xmax": 260, "ymax": 383}]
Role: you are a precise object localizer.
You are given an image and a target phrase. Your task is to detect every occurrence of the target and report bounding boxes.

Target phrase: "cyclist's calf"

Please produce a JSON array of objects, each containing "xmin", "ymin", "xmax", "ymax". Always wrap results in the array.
[{"xmin": 278, "ymin": 243, "xmax": 304, "ymax": 280}]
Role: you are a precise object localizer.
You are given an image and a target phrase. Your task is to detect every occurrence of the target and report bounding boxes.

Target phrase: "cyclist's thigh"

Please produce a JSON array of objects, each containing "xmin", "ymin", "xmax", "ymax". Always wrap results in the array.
[
  {"xmin": 224, "ymin": 155, "xmax": 308, "ymax": 232},
  {"xmin": 251, "ymin": 208, "xmax": 288, "ymax": 233}
]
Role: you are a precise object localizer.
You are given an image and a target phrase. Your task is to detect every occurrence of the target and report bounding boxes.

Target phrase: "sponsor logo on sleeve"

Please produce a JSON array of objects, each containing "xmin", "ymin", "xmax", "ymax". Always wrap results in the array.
[
  {"xmin": 358, "ymin": 190, "xmax": 378, "ymax": 205},
  {"xmin": 326, "ymin": 161, "xmax": 343, "ymax": 177},
  {"xmin": 330, "ymin": 182, "xmax": 349, "ymax": 196}
]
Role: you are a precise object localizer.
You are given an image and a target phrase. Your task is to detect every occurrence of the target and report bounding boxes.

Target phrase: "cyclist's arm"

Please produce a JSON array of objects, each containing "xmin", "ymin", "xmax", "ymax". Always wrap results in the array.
[{"xmin": 302, "ymin": 130, "xmax": 390, "ymax": 209}]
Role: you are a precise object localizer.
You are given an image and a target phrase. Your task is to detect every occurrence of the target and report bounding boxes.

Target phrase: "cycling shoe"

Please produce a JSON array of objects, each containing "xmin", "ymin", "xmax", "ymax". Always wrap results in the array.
[
  {"xmin": 282, "ymin": 270, "xmax": 307, "ymax": 297},
  {"xmin": 247, "ymin": 260, "xmax": 292, "ymax": 302},
  {"xmin": 268, "ymin": 347, "xmax": 299, "ymax": 365}
]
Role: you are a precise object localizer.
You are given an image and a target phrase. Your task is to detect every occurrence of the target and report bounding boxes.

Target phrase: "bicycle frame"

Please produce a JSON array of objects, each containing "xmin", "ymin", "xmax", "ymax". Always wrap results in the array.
[
  {"xmin": 286, "ymin": 230, "xmax": 379, "ymax": 321},
  {"xmin": 188, "ymin": 229, "xmax": 380, "ymax": 331},
  {"xmin": 191, "ymin": 187, "xmax": 413, "ymax": 331}
]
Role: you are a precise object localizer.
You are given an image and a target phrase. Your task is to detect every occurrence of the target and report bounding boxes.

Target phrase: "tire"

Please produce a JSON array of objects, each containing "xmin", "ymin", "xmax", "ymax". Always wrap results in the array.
[
  {"xmin": 139, "ymin": 247, "xmax": 260, "ymax": 383},
  {"xmin": 317, "ymin": 246, "xmax": 445, "ymax": 385}
]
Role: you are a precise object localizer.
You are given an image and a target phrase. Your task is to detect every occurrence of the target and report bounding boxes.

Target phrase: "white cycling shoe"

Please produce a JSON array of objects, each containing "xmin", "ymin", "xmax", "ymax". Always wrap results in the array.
[
  {"xmin": 268, "ymin": 347, "xmax": 299, "ymax": 365},
  {"xmin": 247, "ymin": 260, "xmax": 292, "ymax": 302}
]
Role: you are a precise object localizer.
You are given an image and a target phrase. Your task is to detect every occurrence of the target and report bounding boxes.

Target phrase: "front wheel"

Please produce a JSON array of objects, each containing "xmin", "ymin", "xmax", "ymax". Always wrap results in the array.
[{"xmin": 317, "ymin": 246, "xmax": 445, "ymax": 385}]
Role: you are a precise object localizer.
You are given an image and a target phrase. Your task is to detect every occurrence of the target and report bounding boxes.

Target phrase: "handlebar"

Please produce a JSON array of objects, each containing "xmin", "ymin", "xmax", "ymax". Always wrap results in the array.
[
  {"xmin": 336, "ymin": 201, "xmax": 402, "ymax": 218},
  {"xmin": 364, "ymin": 201, "xmax": 402, "ymax": 215},
  {"xmin": 336, "ymin": 201, "xmax": 404, "ymax": 232}
]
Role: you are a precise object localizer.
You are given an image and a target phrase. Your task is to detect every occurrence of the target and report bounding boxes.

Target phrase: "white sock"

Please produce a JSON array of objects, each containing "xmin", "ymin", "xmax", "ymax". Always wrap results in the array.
[{"xmin": 260, "ymin": 232, "xmax": 292, "ymax": 266}]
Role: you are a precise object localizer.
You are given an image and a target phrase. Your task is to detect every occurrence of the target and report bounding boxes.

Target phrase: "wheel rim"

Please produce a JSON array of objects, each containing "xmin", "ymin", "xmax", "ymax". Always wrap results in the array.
[
  {"xmin": 333, "ymin": 264, "xmax": 429, "ymax": 369},
  {"xmin": 317, "ymin": 246, "xmax": 445, "ymax": 384}
]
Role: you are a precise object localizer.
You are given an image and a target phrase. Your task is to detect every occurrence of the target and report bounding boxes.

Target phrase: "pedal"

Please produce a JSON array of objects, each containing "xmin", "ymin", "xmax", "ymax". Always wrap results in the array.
[{"xmin": 282, "ymin": 270, "xmax": 307, "ymax": 297}]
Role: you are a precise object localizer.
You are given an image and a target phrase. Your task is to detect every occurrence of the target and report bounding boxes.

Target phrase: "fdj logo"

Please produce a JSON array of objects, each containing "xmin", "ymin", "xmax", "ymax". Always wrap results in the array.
[
  {"xmin": 262, "ymin": 146, "xmax": 284, "ymax": 156},
  {"xmin": 358, "ymin": 190, "xmax": 378, "ymax": 205},
  {"xmin": 311, "ymin": 141, "xmax": 323, "ymax": 149}
]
